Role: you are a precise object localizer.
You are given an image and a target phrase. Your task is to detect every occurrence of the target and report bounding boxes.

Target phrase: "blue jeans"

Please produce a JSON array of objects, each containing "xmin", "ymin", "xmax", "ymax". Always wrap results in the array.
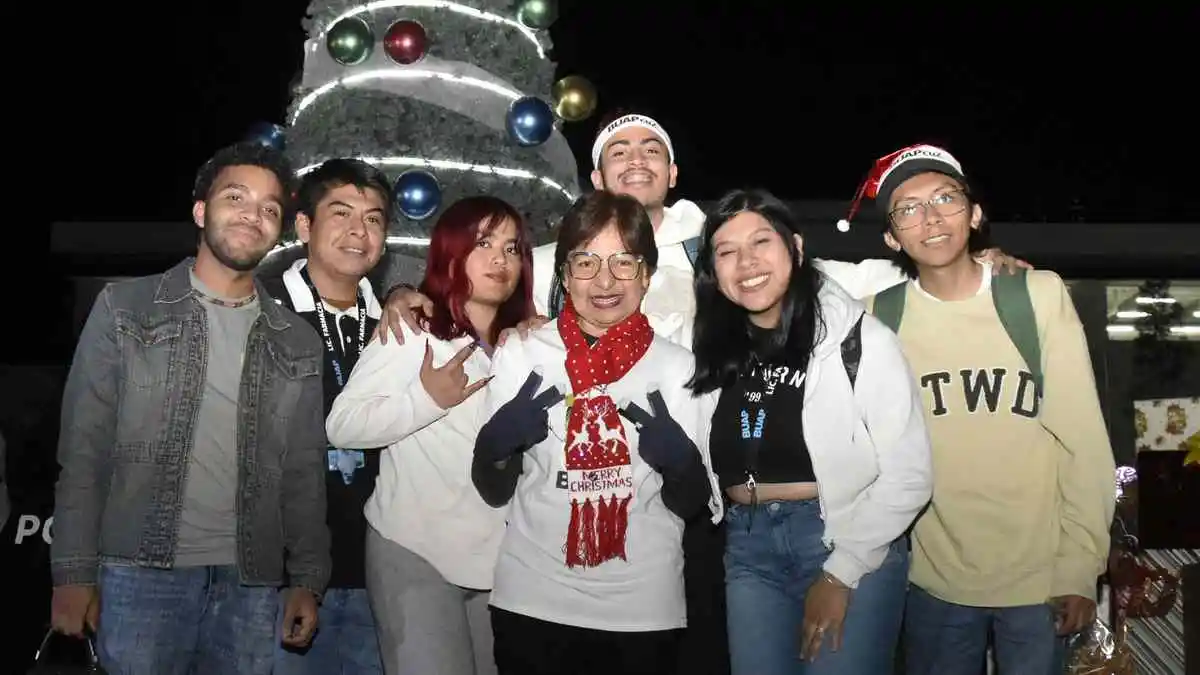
[
  {"xmin": 904, "ymin": 585, "xmax": 1066, "ymax": 675},
  {"xmin": 724, "ymin": 499, "xmax": 908, "ymax": 675},
  {"xmin": 96, "ymin": 563, "xmax": 276, "ymax": 675},
  {"xmin": 275, "ymin": 587, "xmax": 383, "ymax": 674}
]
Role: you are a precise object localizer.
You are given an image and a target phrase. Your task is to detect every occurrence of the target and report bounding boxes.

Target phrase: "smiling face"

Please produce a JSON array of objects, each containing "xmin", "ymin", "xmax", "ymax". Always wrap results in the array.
[
  {"xmin": 883, "ymin": 171, "xmax": 983, "ymax": 271},
  {"xmin": 296, "ymin": 182, "xmax": 387, "ymax": 281},
  {"xmin": 711, "ymin": 211, "xmax": 799, "ymax": 329},
  {"xmin": 193, "ymin": 164, "xmax": 285, "ymax": 272},
  {"xmin": 561, "ymin": 222, "xmax": 651, "ymax": 336},
  {"xmin": 590, "ymin": 125, "xmax": 677, "ymax": 212},
  {"xmin": 464, "ymin": 216, "xmax": 522, "ymax": 307}
]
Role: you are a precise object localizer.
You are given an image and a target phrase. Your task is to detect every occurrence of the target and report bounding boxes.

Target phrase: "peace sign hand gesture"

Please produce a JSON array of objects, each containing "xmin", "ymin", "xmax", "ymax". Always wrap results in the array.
[
  {"xmin": 477, "ymin": 371, "xmax": 564, "ymax": 462},
  {"xmin": 619, "ymin": 390, "xmax": 698, "ymax": 475},
  {"xmin": 419, "ymin": 341, "xmax": 490, "ymax": 410}
]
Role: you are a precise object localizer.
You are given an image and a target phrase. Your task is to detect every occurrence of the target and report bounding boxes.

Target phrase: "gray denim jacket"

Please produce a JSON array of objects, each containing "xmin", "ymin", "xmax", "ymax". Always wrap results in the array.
[{"xmin": 51, "ymin": 259, "xmax": 331, "ymax": 595}]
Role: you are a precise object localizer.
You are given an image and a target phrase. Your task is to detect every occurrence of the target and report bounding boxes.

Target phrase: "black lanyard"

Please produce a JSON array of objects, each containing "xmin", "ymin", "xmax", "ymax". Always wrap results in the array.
[
  {"xmin": 736, "ymin": 359, "xmax": 805, "ymax": 526},
  {"xmin": 738, "ymin": 360, "xmax": 779, "ymax": 491},
  {"xmin": 301, "ymin": 269, "xmax": 366, "ymax": 388}
]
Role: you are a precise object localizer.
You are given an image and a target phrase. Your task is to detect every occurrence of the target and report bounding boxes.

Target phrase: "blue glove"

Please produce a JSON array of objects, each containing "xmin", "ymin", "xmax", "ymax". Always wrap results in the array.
[
  {"xmin": 476, "ymin": 371, "xmax": 564, "ymax": 463},
  {"xmin": 619, "ymin": 390, "xmax": 699, "ymax": 475}
]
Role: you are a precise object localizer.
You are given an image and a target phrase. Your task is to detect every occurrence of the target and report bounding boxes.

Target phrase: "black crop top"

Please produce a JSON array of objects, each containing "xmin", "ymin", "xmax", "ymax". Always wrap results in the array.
[{"xmin": 709, "ymin": 356, "xmax": 815, "ymax": 490}]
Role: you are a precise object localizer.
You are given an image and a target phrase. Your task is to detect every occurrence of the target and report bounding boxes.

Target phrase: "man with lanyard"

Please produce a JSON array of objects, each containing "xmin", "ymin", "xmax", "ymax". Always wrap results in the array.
[
  {"xmin": 262, "ymin": 158, "xmax": 389, "ymax": 675},
  {"xmin": 376, "ymin": 112, "xmax": 1028, "ymax": 674}
]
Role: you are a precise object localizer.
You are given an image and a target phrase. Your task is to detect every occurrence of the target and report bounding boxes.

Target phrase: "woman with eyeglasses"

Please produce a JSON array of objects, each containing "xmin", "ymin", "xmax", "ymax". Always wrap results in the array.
[
  {"xmin": 472, "ymin": 190, "xmax": 718, "ymax": 675},
  {"xmin": 688, "ymin": 188, "xmax": 933, "ymax": 674}
]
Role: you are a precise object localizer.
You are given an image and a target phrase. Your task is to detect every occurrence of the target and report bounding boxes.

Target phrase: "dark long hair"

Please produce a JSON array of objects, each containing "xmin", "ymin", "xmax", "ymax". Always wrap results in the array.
[
  {"xmin": 687, "ymin": 189, "xmax": 825, "ymax": 394},
  {"xmin": 418, "ymin": 196, "xmax": 535, "ymax": 346}
]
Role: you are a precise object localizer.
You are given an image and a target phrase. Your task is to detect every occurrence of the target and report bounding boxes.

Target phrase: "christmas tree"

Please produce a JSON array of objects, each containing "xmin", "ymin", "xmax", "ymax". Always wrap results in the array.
[{"xmin": 258, "ymin": 0, "xmax": 591, "ymax": 290}]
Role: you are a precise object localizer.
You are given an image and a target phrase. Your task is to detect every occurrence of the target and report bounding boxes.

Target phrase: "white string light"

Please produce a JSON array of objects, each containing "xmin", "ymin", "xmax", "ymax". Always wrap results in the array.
[
  {"xmin": 291, "ymin": 68, "xmax": 522, "ymax": 124},
  {"xmin": 1105, "ymin": 324, "xmax": 1200, "ymax": 338},
  {"xmin": 298, "ymin": 155, "xmax": 576, "ymax": 201},
  {"xmin": 316, "ymin": 0, "xmax": 545, "ymax": 59},
  {"xmin": 260, "ymin": 155, "xmax": 576, "ymax": 259},
  {"xmin": 266, "ymin": 234, "xmax": 432, "ymax": 261}
]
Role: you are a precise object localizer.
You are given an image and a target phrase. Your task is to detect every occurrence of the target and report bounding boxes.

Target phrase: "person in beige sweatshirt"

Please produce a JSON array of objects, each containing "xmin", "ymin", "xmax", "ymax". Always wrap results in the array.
[{"xmin": 844, "ymin": 144, "xmax": 1115, "ymax": 675}]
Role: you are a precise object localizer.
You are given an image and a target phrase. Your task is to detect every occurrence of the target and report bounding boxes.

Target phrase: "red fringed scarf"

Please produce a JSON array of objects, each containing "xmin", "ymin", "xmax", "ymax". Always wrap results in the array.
[{"xmin": 557, "ymin": 298, "xmax": 655, "ymax": 569}]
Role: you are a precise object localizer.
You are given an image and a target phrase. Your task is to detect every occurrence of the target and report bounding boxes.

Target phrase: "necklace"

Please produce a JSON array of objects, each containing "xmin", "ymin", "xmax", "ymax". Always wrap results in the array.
[{"xmin": 194, "ymin": 288, "xmax": 257, "ymax": 309}]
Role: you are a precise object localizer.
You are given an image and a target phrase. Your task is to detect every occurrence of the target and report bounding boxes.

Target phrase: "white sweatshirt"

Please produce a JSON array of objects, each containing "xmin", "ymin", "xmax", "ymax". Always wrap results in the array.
[
  {"xmin": 326, "ymin": 323, "xmax": 506, "ymax": 590},
  {"xmin": 484, "ymin": 324, "xmax": 720, "ymax": 631},
  {"xmin": 759, "ymin": 279, "xmax": 934, "ymax": 587}
]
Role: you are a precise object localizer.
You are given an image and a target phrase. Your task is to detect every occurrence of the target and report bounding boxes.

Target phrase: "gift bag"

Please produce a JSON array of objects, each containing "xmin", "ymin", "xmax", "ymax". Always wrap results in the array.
[
  {"xmin": 27, "ymin": 629, "xmax": 106, "ymax": 675},
  {"xmin": 1064, "ymin": 618, "xmax": 1136, "ymax": 675}
]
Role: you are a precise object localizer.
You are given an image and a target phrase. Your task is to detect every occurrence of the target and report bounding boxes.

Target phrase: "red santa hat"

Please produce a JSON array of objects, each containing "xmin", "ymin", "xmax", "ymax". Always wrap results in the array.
[{"xmin": 836, "ymin": 143, "xmax": 967, "ymax": 232}]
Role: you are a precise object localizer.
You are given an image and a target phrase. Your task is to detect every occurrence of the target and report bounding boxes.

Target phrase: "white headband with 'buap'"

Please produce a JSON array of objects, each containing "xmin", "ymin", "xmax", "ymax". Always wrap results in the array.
[{"xmin": 590, "ymin": 114, "xmax": 674, "ymax": 169}]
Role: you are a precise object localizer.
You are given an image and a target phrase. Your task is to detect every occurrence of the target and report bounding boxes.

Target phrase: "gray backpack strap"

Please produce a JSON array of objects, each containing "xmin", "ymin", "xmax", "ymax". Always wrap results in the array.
[
  {"xmin": 682, "ymin": 236, "xmax": 701, "ymax": 268},
  {"xmin": 841, "ymin": 313, "xmax": 865, "ymax": 389},
  {"xmin": 991, "ymin": 270, "xmax": 1043, "ymax": 398},
  {"xmin": 872, "ymin": 283, "xmax": 907, "ymax": 333}
]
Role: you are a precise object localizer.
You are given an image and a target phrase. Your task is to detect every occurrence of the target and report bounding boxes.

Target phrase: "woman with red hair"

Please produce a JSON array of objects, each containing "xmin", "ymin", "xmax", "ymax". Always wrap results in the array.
[{"xmin": 326, "ymin": 196, "xmax": 535, "ymax": 675}]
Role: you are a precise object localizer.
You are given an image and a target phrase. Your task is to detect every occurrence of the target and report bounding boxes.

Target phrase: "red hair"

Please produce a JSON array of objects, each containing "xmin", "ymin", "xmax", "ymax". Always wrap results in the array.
[{"xmin": 418, "ymin": 196, "xmax": 535, "ymax": 346}]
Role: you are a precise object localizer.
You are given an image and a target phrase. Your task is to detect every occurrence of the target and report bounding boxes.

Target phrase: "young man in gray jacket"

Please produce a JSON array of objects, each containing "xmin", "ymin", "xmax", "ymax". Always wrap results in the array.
[{"xmin": 49, "ymin": 142, "xmax": 331, "ymax": 675}]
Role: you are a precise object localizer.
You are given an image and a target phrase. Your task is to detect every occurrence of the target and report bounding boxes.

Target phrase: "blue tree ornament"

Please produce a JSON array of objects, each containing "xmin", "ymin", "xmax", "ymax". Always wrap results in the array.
[
  {"xmin": 245, "ymin": 122, "xmax": 286, "ymax": 150},
  {"xmin": 393, "ymin": 169, "xmax": 441, "ymax": 220},
  {"xmin": 506, "ymin": 96, "xmax": 554, "ymax": 147}
]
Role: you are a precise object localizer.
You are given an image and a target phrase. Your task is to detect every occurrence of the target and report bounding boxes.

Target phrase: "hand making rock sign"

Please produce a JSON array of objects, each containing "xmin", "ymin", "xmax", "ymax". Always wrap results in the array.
[{"xmin": 418, "ymin": 340, "xmax": 491, "ymax": 409}]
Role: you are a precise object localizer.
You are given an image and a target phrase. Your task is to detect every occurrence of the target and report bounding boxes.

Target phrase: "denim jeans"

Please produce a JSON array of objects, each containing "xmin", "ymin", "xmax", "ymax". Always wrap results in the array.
[
  {"xmin": 96, "ymin": 563, "xmax": 276, "ymax": 675},
  {"xmin": 904, "ymin": 585, "xmax": 1066, "ymax": 675},
  {"xmin": 724, "ymin": 499, "xmax": 908, "ymax": 675},
  {"xmin": 274, "ymin": 587, "xmax": 383, "ymax": 675}
]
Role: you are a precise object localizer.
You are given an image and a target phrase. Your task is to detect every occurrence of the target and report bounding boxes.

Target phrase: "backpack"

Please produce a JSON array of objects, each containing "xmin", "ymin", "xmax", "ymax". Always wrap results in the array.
[
  {"xmin": 870, "ymin": 269, "xmax": 1043, "ymax": 399},
  {"xmin": 547, "ymin": 236, "xmax": 703, "ymax": 318}
]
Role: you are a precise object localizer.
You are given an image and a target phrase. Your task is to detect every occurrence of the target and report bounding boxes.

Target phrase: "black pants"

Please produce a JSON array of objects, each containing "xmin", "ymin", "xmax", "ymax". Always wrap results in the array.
[
  {"xmin": 491, "ymin": 607, "xmax": 681, "ymax": 675},
  {"xmin": 676, "ymin": 516, "xmax": 730, "ymax": 675}
]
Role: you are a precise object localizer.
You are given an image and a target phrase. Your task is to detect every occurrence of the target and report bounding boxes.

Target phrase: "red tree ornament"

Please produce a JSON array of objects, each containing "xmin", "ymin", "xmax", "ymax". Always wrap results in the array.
[{"xmin": 383, "ymin": 20, "xmax": 428, "ymax": 65}]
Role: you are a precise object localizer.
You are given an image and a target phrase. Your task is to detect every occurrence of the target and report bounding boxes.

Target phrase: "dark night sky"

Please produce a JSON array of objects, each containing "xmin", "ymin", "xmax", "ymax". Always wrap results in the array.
[{"xmin": 55, "ymin": 4, "xmax": 1196, "ymax": 226}]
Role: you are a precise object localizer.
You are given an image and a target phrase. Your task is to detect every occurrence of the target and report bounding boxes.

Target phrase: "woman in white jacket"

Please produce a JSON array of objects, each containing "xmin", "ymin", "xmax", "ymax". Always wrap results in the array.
[
  {"xmin": 325, "ymin": 196, "xmax": 537, "ymax": 675},
  {"xmin": 687, "ymin": 188, "xmax": 933, "ymax": 675}
]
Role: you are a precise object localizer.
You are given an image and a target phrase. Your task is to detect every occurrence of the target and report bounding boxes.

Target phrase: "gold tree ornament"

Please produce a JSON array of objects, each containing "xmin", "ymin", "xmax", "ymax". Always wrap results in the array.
[{"xmin": 551, "ymin": 75, "xmax": 598, "ymax": 122}]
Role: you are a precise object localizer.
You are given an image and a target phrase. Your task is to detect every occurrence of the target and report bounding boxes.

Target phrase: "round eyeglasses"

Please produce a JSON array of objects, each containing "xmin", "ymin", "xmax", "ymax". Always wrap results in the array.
[
  {"xmin": 564, "ymin": 251, "xmax": 644, "ymax": 280},
  {"xmin": 888, "ymin": 189, "xmax": 969, "ymax": 230}
]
